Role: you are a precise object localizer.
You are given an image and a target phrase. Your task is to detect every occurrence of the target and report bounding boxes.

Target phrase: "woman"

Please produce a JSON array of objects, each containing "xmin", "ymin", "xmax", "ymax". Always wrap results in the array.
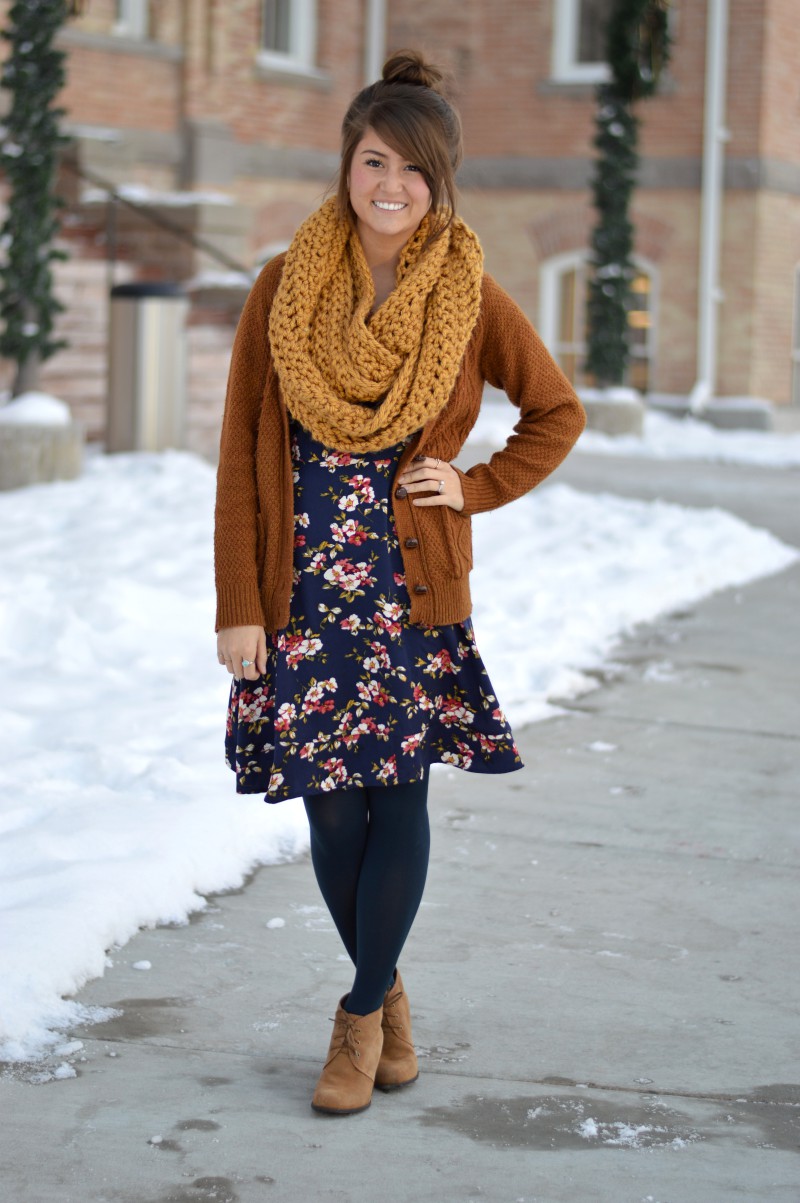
[{"xmin": 215, "ymin": 50, "xmax": 585, "ymax": 1116}]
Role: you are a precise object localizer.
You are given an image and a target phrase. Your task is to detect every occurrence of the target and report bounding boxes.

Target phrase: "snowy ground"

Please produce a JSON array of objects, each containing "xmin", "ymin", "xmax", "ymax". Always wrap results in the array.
[
  {"xmin": 469, "ymin": 398, "xmax": 800, "ymax": 467},
  {"xmin": 0, "ymin": 447, "xmax": 796, "ymax": 1063}
]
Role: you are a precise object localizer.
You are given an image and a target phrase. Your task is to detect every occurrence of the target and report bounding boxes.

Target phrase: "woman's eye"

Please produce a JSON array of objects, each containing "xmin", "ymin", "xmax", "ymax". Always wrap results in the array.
[
  {"xmin": 365, "ymin": 159, "xmax": 384, "ymax": 168},
  {"xmin": 405, "ymin": 164, "xmax": 422, "ymax": 172}
]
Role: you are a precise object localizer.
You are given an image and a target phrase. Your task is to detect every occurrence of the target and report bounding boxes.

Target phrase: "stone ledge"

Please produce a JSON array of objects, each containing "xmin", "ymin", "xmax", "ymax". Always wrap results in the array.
[
  {"xmin": 0, "ymin": 423, "xmax": 85, "ymax": 492},
  {"xmin": 578, "ymin": 388, "xmax": 645, "ymax": 436}
]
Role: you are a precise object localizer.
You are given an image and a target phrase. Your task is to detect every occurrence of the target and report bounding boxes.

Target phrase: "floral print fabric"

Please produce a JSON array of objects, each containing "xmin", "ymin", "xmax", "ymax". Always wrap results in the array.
[{"xmin": 225, "ymin": 422, "xmax": 522, "ymax": 801}]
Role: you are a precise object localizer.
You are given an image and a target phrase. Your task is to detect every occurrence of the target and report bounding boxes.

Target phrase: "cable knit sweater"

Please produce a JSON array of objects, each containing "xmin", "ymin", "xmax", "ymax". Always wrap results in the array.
[{"xmin": 214, "ymin": 253, "xmax": 585, "ymax": 633}]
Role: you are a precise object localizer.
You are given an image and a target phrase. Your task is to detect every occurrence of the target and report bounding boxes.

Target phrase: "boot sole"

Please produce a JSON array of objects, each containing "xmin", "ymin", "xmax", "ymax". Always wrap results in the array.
[
  {"xmin": 374, "ymin": 1072, "xmax": 419, "ymax": 1093},
  {"xmin": 311, "ymin": 1099, "xmax": 373, "ymax": 1116}
]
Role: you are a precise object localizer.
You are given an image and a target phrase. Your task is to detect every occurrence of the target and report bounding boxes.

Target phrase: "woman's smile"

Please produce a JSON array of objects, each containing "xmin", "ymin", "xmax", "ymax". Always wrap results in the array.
[{"xmin": 348, "ymin": 127, "xmax": 432, "ymax": 251}]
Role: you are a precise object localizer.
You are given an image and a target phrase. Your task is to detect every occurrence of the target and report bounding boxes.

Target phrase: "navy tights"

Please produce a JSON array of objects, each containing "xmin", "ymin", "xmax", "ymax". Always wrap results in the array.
[{"xmin": 303, "ymin": 777, "xmax": 430, "ymax": 1016}]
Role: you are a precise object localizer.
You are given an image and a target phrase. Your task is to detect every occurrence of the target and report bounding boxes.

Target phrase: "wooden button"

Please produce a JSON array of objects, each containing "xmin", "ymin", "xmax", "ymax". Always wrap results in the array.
[
  {"xmin": 404, "ymin": 537, "xmax": 419, "ymax": 549},
  {"xmin": 395, "ymin": 486, "xmax": 408, "ymax": 499},
  {"xmin": 413, "ymin": 584, "xmax": 428, "ymax": 595}
]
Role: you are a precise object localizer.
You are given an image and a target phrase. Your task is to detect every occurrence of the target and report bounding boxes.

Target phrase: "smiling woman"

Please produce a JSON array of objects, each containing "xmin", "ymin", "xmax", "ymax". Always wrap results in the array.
[{"xmin": 213, "ymin": 48, "xmax": 585, "ymax": 1118}]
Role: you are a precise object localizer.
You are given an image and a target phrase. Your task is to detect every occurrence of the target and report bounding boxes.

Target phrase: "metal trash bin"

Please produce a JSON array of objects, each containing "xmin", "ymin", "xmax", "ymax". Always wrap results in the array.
[{"xmin": 107, "ymin": 281, "xmax": 189, "ymax": 452}]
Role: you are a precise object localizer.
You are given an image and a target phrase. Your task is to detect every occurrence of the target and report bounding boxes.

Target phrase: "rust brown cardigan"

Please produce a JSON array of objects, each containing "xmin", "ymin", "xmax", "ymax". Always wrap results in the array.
[{"xmin": 214, "ymin": 254, "xmax": 585, "ymax": 633}]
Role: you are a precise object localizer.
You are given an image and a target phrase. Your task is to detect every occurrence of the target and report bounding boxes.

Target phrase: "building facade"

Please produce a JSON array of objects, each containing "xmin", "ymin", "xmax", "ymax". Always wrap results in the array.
[{"xmin": 1, "ymin": 0, "xmax": 798, "ymax": 448}]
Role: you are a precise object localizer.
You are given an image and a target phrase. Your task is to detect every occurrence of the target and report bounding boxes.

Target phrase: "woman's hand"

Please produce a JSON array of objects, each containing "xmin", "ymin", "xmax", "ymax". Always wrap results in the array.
[
  {"xmin": 217, "ymin": 625, "xmax": 268, "ymax": 680},
  {"xmin": 397, "ymin": 455, "xmax": 465, "ymax": 512}
]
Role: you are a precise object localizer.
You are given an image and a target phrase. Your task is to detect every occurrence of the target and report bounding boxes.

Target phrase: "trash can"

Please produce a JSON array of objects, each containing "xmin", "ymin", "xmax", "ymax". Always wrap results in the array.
[{"xmin": 107, "ymin": 281, "xmax": 189, "ymax": 453}]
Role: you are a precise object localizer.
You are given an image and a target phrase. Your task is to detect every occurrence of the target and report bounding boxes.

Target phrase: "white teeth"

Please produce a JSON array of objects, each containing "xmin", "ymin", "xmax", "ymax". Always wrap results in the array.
[{"xmin": 373, "ymin": 201, "xmax": 406, "ymax": 211}]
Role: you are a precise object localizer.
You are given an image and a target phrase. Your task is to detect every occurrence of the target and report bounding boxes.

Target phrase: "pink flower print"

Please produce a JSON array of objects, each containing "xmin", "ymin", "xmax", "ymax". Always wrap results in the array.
[
  {"xmin": 331, "ymin": 518, "xmax": 370, "ymax": 546},
  {"xmin": 320, "ymin": 757, "xmax": 349, "ymax": 789},
  {"xmin": 300, "ymin": 740, "xmax": 318, "ymax": 760},
  {"xmin": 324, "ymin": 558, "xmax": 376, "ymax": 596},
  {"xmin": 366, "ymin": 641, "xmax": 392, "ymax": 669},
  {"xmin": 441, "ymin": 749, "xmax": 473, "ymax": 770},
  {"xmin": 295, "ymin": 512, "xmax": 310, "ymax": 528},
  {"xmin": 423, "ymin": 649, "xmax": 460, "ymax": 676},
  {"xmin": 294, "ymin": 534, "xmax": 306, "ymax": 548},
  {"xmin": 393, "ymin": 571, "xmax": 406, "ymax": 587},
  {"xmin": 340, "ymin": 613, "xmax": 363, "ymax": 634},
  {"xmin": 279, "ymin": 630, "xmax": 323, "ymax": 668},
  {"xmin": 301, "ymin": 677, "xmax": 338, "ymax": 715},
  {"xmin": 321, "ymin": 451, "xmax": 353, "ymax": 471},
  {"xmin": 373, "ymin": 598, "xmax": 405, "ymax": 637},
  {"xmin": 439, "ymin": 697, "xmax": 475, "ymax": 727},
  {"xmin": 306, "ymin": 551, "xmax": 327, "ymax": 574},
  {"xmin": 492, "ymin": 705, "xmax": 508, "ymax": 724},
  {"xmin": 477, "ymin": 732, "xmax": 500, "ymax": 755},
  {"xmin": 401, "ymin": 731, "xmax": 424, "ymax": 755},
  {"xmin": 274, "ymin": 702, "xmax": 296, "ymax": 733},
  {"xmin": 412, "ymin": 683, "xmax": 434, "ymax": 712},
  {"xmin": 238, "ymin": 687, "xmax": 274, "ymax": 723},
  {"xmin": 337, "ymin": 492, "xmax": 359, "ymax": 513},
  {"xmin": 376, "ymin": 755, "xmax": 398, "ymax": 783},
  {"xmin": 356, "ymin": 679, "xmax": 392, "ymax": 707},
  {"xmin": 346, "ymin": 474, "xmax": 376, "ymax": 504},
  {"xmin": 268, "ymin": 769, "xmax": 285, "ymax": 792}
]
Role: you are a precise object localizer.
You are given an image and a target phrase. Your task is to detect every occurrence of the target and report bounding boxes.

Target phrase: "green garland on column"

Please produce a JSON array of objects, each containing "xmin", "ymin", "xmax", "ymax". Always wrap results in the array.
[
  {"xmin": 585, "ymin": 0, "xmax": 671, "ymax": 388},
  {"xmin": 0, "ymin": 1, "xmax": 81, "ymax": 397}
]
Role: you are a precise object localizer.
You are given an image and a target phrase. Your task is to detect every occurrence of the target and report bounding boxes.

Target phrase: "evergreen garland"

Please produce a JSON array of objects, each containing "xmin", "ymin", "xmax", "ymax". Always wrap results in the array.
[
  {"xmin": 585, "ymin": 0, "xmax": 671, "ymax": 388},
  {"xmin": 0, "ymin": 1, "xmax": 79, "ymax": 396}
]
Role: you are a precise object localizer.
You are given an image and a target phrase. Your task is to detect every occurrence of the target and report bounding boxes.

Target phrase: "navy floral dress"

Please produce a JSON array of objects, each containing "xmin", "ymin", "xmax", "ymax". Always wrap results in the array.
[{"xmin": 225, "ymin": 421, "xmax": 522, "ymax": 802}]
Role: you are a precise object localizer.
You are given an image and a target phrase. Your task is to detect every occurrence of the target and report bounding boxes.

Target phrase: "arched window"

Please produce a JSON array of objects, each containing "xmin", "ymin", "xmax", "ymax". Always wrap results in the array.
[{"xmin": 539, "ymin": 251, "xmax": 657, "ymax": 391}]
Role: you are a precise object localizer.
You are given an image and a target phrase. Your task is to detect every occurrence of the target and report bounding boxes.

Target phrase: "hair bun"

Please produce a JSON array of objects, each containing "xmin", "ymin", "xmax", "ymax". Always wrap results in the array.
[{"xmin": 382, "ymin": 49, "xmax": 445, "ymax": 94}]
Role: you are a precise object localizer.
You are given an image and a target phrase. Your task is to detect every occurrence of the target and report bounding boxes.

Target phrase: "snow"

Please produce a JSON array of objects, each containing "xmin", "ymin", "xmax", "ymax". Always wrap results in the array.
[
  {"xmin": 468, "ymin": 397, "xmax": 800, "ymax": 467},
  {"xmin": 0, "ymin": 449, "xmax": 796, "ymax": 1063},
  {"xmin": 0, "ymin": 392, "xmax": 72, "ymax": 427},
  {"xmin": 80, "ymin": 184, "xmax": 234, "ymax": 207}
]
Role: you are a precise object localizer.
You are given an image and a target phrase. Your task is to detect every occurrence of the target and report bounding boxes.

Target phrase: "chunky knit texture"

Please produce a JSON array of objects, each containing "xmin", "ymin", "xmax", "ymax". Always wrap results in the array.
[
  {"xmin": 214, "ymin": 256, "xmax": 586, "ymax": 633},
  {"xmin": 268, "ymin": 197, "xmax": 484, "ymax": 453}
]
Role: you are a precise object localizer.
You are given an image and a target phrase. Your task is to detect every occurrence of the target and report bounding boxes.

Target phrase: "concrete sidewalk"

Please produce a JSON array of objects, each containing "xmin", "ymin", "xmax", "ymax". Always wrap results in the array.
[{"xmin": 2, "ymin": 451, "xmax": 799, "ymax": 1203}]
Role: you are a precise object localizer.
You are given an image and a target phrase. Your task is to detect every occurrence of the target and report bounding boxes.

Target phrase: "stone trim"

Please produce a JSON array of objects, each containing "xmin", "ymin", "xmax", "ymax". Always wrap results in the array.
[{"xmin": 57, "ymin": 27, "xmax": 183, "ymax": 61}]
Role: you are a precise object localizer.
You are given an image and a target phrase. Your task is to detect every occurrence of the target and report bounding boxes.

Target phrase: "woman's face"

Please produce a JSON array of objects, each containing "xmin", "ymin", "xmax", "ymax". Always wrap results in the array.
[{"xmin": 348, "ymin": 127, "xmax": 432, "ymax": 251}]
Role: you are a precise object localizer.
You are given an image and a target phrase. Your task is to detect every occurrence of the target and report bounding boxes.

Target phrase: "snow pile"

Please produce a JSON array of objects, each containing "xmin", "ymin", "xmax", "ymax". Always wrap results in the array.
[
  {"xmin": 0, "ymin": 450, "xmax": 796, "ymax": 1061},
  {"xmin": 0, "ymin": 392, "xmax": 72, "ymax": 427},
  {"xmin": 468, "ymin": 398, "xmax": 800, "ymax": 467}
]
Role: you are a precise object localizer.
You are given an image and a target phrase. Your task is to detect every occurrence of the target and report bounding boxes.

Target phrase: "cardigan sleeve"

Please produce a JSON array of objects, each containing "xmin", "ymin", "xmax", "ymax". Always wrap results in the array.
[
  {"xmin": 456, "ymin": 274, "xmax": 586, "ymax": 516},
  {"xmin": 214, "ymin": 256, "xmax": 285, "ymax": 631}
]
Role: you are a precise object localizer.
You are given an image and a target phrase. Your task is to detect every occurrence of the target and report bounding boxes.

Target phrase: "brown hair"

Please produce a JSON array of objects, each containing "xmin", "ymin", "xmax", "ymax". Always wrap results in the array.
[{"xmin": 335, "ymin": 50, "xmax": 463, "ymax": 242}]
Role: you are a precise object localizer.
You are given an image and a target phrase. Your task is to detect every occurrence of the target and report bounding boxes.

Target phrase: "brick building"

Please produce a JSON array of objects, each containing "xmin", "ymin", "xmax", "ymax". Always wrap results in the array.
[{"xmin": 1, "ymin": 0, "xmax": 798, "ymax": 451}]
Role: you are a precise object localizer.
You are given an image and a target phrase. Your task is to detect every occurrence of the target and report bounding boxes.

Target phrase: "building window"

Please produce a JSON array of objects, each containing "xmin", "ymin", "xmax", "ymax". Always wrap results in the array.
[
  {"xmin": 259, "ymin": 0, "xmax": 317, "ymax": 71},
  {"xmin": 539, "ymin": 251, "xmax": 656, "ymax": 391},
  {"xmin": 114, "ymin": 0, "xmax": 149, "ymax": 40},
  {"xmin": 552, "ymin": 0, "xmax": 614, "ymax": 83}
]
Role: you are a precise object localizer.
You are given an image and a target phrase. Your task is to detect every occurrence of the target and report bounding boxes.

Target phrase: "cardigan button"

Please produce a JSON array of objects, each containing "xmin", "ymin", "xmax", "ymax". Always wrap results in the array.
[
  {"xmin": 395, "ymin": 486, "xmax": 408, "ymax": 499},
  {"xmin": 413, "ymin": 584, "xmax": 428, "ymax": 595},
  {"xmin": 404, "ymin": 537, "xmax": 419, "ymax": 549}
]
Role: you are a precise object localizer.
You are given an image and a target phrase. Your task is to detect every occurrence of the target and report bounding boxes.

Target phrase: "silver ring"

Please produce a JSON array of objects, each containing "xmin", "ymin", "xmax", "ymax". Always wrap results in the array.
[
  {"xmin": 437, "ymin": 479, "xmax": 445, "ymax": 495},
  {"xmin": 242, "ymin": 659, "xmax": 252, "ymax": 668}
]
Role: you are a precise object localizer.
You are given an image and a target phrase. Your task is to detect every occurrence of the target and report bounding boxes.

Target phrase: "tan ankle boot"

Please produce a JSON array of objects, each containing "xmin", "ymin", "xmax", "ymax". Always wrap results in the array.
[
  {"xmin": 375, "ymin": 971, "xmax": 419, "ymax": 1091},
  {"xmin": 311, "ymin": 997, "xmax": 384, "ymax": 1115}
]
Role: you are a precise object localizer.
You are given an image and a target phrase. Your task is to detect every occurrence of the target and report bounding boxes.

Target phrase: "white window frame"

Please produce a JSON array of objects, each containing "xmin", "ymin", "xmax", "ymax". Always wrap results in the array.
[
  {"xmin": 551, "ymin": 0, "xmax": 611, "ymax": 84},
  {"xmin": 113, "ymin": 0, "xmax": 149, "ymax": 40},
  {"xmin": 539, "ymin": 249, "xmax": 658, "ymax": 390},
  {"xmin": 258, "ymin": 0, "xmax": 318, "ymax": 73}
]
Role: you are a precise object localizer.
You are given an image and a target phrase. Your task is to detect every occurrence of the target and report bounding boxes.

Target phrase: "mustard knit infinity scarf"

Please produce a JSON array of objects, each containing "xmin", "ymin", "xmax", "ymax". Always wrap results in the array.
[{"xmin": 268, "ymin": 197, "xmax": 484, "ymax": 453}]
